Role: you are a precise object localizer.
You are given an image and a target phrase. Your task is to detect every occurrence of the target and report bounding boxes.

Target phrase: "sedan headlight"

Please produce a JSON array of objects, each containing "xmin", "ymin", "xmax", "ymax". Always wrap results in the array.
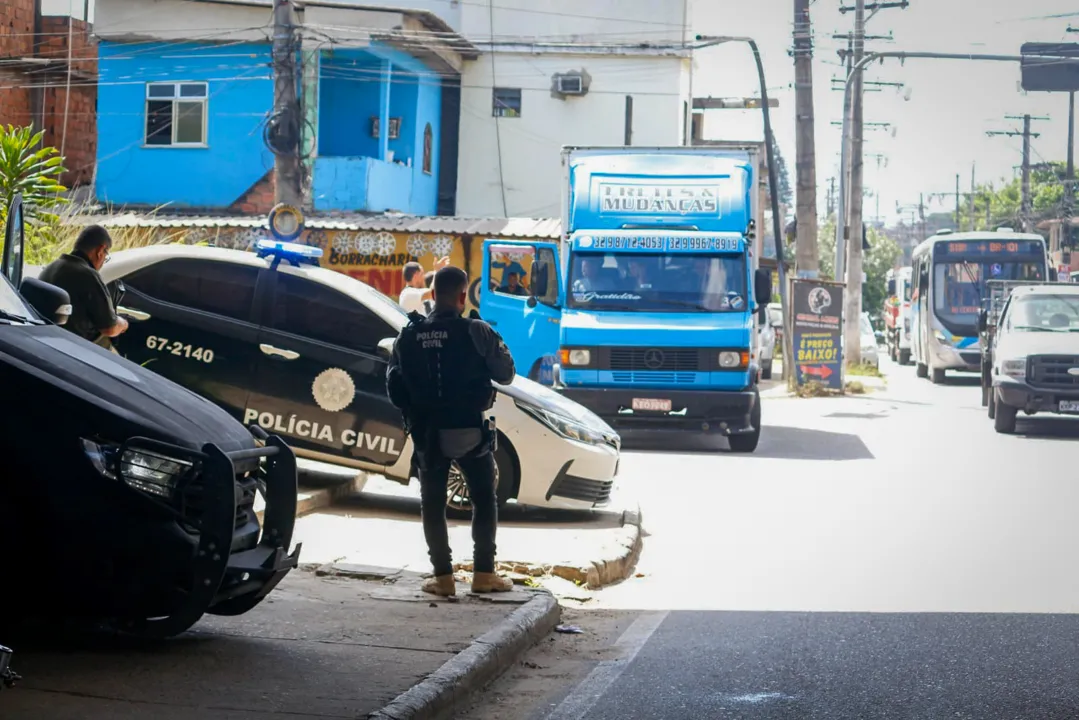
[
  {"xmin": 999, "ymin": 357, "xmax": 1026, "ymax": 379},
  {"xmin": 81, "ymin": 439, "xmax": 196, "ymax": 501},
  {"xmin": 515, "ymin": 402, "xmax": 607, "ymax": 445}
]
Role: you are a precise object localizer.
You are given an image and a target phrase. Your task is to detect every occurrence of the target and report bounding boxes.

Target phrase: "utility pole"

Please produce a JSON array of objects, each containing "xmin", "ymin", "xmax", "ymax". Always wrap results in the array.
[
  {"xmin": 1067, "ymin": 92, "xmax": 1075, "ymax": 226},
  {"xmin": 954, "ymin": 174, "xmax": 960, "ymax": 228},
  {"xmin": 987, "ymin": 114, "xmax": 1048, "ymax": 232},
  {"xmin": 793, "ymin": 0, "xmax": 820, "ymax": 278},
  {"xmin": 843, "ymin": 0, "xmax": 867, "ymax": 367},
  {"xmin": 271, "ymin": 0, "xmax": 303, "ymax": 207},
  {"xmin": 969, "ymin": 163, "xmax": 976, "ymax": 231}
]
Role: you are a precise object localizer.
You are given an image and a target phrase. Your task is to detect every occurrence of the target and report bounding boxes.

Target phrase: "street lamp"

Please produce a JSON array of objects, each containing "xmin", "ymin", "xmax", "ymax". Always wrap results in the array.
[{"xmin": 694, "ymin": 34, "xmax": 792, "ymax": 382}]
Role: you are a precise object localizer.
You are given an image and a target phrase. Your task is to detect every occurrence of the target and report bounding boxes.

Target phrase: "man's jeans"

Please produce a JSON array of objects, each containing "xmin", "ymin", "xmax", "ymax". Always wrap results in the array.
[{"xmin": 417, "ymin": 449, "xmax": 498, "ymax": 577}]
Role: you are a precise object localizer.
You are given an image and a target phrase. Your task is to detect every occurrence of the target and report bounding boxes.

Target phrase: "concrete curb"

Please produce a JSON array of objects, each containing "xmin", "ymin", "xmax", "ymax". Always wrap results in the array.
[
  {"xmin": 453, "ymin": 505, "xmax": 644, "ymax": 590},
  {"xmin": 366, "ymin": 591, "xmax": 561, "ymax": 720},
  {"xmin": 255, "ymin": 474, "xmax": 366, "ymax": 525}
]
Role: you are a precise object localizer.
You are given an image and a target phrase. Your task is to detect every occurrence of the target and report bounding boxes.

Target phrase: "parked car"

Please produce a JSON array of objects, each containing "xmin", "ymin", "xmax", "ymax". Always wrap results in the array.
[
  {"xmin": 757, "ymin": 313, "xmax": 776, "ymax": 380},
  {"xmin": 49, "ymin": 241, "xmax": 621, "ymax": 512},
  {"xmin": 860, "ymin": 312, "xmax": 880, "ymax": 369},
  {"xmin": 4, "ymin": 198, "xmax": 300, "ymax": 639}
]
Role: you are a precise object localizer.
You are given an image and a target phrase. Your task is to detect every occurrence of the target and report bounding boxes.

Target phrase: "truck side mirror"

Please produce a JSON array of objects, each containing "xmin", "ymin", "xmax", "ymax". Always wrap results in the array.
[
  {"xmin": 1048, "ymin": 267, "xmax": 1058, "ymax": 282},
  {"xmin": 20, "ymin": 277, "xmax": 71, "ymax": 326},
  {"xmin": 754, "ymin": 268, "xmax": 772, "ymax": 307},
  {"xmin": 977, "ymin": 309, "xmax": 988, "ymax": 333}
]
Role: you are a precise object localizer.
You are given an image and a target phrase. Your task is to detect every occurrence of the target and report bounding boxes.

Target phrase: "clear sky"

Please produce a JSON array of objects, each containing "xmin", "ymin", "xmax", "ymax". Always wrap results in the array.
[{"xmin": 691, "ymin": 0, "xmax": 1079, "ymax": 226}]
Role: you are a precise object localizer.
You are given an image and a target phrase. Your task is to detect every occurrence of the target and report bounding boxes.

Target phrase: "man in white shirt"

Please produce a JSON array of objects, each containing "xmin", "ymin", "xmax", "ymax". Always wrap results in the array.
[{"xmin": 399, "ymin": 257, "xmax": 449, "ymax": 315}]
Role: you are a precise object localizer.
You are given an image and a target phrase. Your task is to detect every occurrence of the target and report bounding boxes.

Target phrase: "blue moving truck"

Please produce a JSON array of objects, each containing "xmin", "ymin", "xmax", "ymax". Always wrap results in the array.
[{"xmin": 479, "ymin": 146, "xmax": 773, "ymax": 452}]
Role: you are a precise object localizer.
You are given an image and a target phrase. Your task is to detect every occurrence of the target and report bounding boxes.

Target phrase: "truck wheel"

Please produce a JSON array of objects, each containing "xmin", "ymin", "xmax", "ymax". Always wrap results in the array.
[
  {"xmin": 980, "ymin": 383, "xmax": 989, "ymax": 408},
  {"xmin": 916, "ymin": 362, "xmax": 928, "ymax": 378},
  {"xmin": 728, "ymin": 391, "xmax": 761, "ymax": 454},
  {"xmin": 899, "ymin": 349, "xmax": 911, "ymax": 366},
  {"xmin": 761, "ymin": 360, "xmax": 773, "ymax": 380},
  {"xmin": 993, "ymin": 394, "xmax": 1018, "ymax": 434},
  {"xmin": 987, "ymin": 388, "xmax": 996, "ymax": 419},
  {"xmin": 930, "ymin": 366, "xmax": 946, "ymax": 384}
]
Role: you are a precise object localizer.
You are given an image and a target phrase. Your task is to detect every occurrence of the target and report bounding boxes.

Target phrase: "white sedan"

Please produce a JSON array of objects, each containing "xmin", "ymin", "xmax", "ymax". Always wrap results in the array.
[{"xmin": 33, "ymin": 242, "xmax": 621, "ymax": 511}]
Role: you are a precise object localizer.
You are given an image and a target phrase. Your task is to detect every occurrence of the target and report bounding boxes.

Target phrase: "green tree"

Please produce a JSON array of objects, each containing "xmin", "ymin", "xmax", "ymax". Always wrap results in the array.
[
  {"xmin": 815, "ymin": 213, "xmax": 901, "ymax": 314},
  {"xmin": 0, "ymin": 125, "xmax": 68, "ymax": 265},
  {"xmin": 771, "ymin": 144, "xmax": 793, "ymax": 207}
]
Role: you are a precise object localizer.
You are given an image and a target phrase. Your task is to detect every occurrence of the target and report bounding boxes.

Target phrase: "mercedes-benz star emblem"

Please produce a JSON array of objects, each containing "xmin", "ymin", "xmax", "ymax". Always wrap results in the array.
[{"xmin": 643, "ymin": 349, "xmax": 665, "ymax": 370}]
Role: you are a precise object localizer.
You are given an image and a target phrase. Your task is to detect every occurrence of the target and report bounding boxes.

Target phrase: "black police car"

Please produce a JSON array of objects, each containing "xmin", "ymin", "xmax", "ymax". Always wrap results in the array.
[{"xmin": 1, "ymin": 197, "xmax": 300, "ymax": 638}]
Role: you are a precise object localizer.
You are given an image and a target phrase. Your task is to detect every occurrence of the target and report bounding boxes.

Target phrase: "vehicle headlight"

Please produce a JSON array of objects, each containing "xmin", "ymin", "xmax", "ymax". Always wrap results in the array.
[
  {"xmin": 718, "ymin": 350, "xmax": 749, "ymax": 369},
  {"xmin": 1000, "ymin": 357, "xmax": 1026, "ymax": 379},
  {"xmin": 515, "ymin": 402, "xmax": 606, "ymax": 445},
  {"xmin": 559, "ymin": 348, "xmax": 591, "ymax": 366},
  {"xmin": 933, "ymin": 329, "xmax": 951, "ymax": 345},
  {"xmin": 81, "ymin": 439, "xmax": 195, "ymax": 501}
]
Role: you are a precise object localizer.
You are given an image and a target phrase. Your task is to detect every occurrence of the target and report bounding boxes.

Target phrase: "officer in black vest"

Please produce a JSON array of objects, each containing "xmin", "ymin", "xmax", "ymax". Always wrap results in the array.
[{"xmin": 387, "ymin": 266, "xmax": 516, "ymax": 596}]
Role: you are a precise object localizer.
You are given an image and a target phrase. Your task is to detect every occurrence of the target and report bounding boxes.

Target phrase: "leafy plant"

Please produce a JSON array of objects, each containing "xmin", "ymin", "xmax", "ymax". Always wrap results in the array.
[{"xmin": 0, "ymin": 125, "xmax": 68, "ymax": 264}]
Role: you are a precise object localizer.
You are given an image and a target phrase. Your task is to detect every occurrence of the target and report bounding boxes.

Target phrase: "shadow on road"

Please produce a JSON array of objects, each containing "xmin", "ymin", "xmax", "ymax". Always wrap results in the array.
[
  {"xmin": 1015, "ymin": 416, "xmax": 1079, "ymax": 441},
  {"xmin": 623, "ymin": 426, "xmax": 874, "ymax": 461}
]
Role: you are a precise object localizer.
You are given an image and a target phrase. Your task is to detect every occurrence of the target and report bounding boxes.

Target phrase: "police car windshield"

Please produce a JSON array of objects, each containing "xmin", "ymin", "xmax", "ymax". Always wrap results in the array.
[
  {"xmin": 567, "ymin": 252, "xmax": 746, "ymax": 313},
  {"xmin": 0, "ymin": 275, "xmax": 36, "ymax": 323}
]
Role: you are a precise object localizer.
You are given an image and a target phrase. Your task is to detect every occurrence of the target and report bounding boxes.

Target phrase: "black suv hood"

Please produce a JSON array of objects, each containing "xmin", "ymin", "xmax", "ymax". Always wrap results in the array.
[{"xmin": 0, "ymin": 324, "xmax": 254, "ymax": 452}]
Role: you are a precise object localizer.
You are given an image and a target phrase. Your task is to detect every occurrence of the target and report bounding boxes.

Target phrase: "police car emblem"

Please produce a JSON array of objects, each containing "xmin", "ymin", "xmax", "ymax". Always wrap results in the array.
[{"xmin": 312, "ymin": 368, "xmax": 356, "ymax": 412}]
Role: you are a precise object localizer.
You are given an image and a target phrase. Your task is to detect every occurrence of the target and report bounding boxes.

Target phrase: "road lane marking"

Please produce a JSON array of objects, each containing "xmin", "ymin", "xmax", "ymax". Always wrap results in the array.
[{"xmin": 543, "ymin": 611, "xmax": 669, "ymax": 720}]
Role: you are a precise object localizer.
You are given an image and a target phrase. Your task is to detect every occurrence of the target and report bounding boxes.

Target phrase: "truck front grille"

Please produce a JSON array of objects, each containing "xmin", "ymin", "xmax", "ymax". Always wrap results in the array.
[
  {"xmin": 1029, "ymin": 355, "xmax": 1079, "ymax": 389},
  {"xmin": 611, "ymin": 371, "xmax": 697, "ymax": 384},
  {"xmin": 609, "ymin": 348, "xmax": 702, "ymax": 371}
]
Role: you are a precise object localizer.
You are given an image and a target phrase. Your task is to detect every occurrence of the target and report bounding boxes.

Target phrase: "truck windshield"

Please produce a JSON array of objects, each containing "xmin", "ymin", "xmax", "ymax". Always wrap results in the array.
[
  {"xmin": 567, "ymin": 252, "xmax": 746, "ymax": 313},
  {"xmin": 1008, "ymin": 294, "xmax": 1079, "ymax": 332},
  {"xmin": 933, "ymin": 259, "xmax": 1043, "ymax": 326}
]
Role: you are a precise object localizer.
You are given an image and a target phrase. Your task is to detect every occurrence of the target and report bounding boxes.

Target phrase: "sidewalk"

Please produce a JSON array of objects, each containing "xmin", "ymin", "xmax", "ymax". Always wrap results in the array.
[
  {"xmin": 292, "ymin": 474, "xmax": 643, "ymax": 592},
  {"xmin": 4, "ymin": 571, "xmax": 559, "ymax": 720}
]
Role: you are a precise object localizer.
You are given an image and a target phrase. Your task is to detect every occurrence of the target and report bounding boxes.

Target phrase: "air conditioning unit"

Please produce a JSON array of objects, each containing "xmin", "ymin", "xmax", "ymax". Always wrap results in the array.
[{"xmin": 556, "ymin": 74, "xmax": 585, "ymax": 95}]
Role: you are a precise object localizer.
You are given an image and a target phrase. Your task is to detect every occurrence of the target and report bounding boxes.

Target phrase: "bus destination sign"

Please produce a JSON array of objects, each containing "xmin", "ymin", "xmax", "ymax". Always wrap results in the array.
[{"xmin": 938, "ymin": 240, "xmax": 1043, "ymax": 256}]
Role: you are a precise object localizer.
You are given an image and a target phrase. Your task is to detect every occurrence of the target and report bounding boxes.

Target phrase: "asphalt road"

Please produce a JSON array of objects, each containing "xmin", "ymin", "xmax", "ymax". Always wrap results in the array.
[{"xmin": 458, "ymin": 357, "xmax": 1079, "ymax": 720}]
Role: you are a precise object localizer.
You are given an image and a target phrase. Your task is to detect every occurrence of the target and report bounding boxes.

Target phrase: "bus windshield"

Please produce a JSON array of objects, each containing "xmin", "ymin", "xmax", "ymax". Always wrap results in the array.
[
  {"xmin": 933, "ymin": 259, "xmax": 1044, "ymax": 326},
  {"xmin": 567, "ymin": 252, "xmax": 746, "ymax": 313}
]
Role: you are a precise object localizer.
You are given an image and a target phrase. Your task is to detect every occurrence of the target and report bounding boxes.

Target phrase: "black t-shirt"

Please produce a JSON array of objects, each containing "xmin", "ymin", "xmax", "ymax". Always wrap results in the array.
[{"xmin": 39, "ymin": 252, "xmax": 117, "ymax": 341}]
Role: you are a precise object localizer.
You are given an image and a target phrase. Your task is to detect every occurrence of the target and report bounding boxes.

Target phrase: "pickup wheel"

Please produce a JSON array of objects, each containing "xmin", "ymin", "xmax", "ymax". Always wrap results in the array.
[
  {"xmin": 993, "ymin": 393, "xmax": 1018, "ymax": 434},
  {"xmin": 761, "ymin": 360, "xmax": 773, "ymax": 380},
  {"xmin": 728, "ymin": 390, "xmax": 761, "ymax": 454},
  {"xmin": 987, "ymin": 388, "xmax": 996, "ymax": 419}
]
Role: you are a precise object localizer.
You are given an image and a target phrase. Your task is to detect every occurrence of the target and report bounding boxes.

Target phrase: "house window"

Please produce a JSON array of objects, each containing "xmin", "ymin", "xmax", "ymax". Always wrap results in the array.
[
  {"xmin": 493, "ymin": 88, "xmax": 521, "ymax": 118},
  {"xmin": 145, "ymin": 82, "xmax": 208, "ymax": 146},
  {"xmin": 371, "ymin": 116, "xmax": 402, "ymax": 139},
  {"xmin": 422, "ymin": 123, "xmax": 433, "ymax": 175}
]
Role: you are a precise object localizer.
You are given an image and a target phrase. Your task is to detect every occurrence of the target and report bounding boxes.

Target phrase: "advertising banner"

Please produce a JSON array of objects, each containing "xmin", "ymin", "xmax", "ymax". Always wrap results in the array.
[{"xmin": 791, "ymin": 278, "xmax": 844, "ymax": 390}]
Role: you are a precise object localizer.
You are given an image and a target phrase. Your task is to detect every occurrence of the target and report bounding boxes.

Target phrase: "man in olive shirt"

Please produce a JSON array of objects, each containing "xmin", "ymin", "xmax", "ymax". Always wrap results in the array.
[{"xmin": 39, "ymin": 225, "xmax": 128, "ymax": 347}]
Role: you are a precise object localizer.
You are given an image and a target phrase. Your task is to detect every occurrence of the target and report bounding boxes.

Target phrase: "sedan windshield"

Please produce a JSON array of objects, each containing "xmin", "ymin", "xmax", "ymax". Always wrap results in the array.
[
  {"xmin": 1007, "ymin": 294, "xmax": 1079, "ymax": 332},
  {"xmin": 567, "ymin": 252, "xmax": 746, "ymax": 313}
]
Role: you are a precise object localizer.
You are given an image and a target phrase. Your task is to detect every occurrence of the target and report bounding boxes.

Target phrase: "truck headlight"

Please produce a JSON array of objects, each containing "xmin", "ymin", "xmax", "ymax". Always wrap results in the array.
[
  {"xmin": 515, "ymin": 402, "xmax": 605, "ymax": 445},
  {"xmin": 1000, "ymin": 358, "xmax": 1026, "ymax": 379},
  {"xmin": 81, "ymin": 439, "xmax": 195, "ymax": 502},
  {"xmin": 718, "ymin": 350, "xmax": 749, "ymax": 369},
  {"xmin": 559, "ymin": 348, "xmax": 591, "ymax": 366}
]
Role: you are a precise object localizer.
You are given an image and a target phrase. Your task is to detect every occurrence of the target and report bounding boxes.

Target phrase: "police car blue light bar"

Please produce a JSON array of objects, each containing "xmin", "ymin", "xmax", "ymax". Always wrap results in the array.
[{"xmin": 256, "ymin": 239, "xmax": 324, "ymax": 261}]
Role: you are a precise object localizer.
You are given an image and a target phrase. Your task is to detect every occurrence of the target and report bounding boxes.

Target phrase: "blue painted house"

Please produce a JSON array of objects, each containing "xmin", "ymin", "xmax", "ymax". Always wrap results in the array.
[{"xmin": 93, "ymin": 0, "xmax": 475, "ymax": 215}]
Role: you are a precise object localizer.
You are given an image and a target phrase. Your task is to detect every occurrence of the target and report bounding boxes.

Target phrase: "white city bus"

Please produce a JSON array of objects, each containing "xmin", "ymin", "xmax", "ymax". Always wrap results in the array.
[{"xmin": 910, "ymin": 229, "xmax": 1050, "ymax": 384}]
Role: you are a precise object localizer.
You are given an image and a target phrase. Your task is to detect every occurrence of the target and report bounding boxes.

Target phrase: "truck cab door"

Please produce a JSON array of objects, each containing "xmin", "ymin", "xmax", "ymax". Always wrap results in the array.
[{"xmin": 479, "ymin": 240, "xmax": 562, "ymax": 384}]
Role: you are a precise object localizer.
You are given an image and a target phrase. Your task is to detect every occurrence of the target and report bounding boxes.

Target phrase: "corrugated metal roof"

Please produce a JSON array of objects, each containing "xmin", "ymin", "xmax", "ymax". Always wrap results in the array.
[{"xmin": 70, "ymin": 212, "xmax": 563, "ymax": 239}]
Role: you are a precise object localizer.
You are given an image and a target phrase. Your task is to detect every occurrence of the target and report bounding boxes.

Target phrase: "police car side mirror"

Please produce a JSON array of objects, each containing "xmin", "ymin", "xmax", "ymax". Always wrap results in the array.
[
  {"xmin": 377, "ymin": 336, "xmax": 396, "ymax": 358},
  {"xmin": 526, "ymin": 295, "xmax": 538, "ymax": 308},
  {"xmin": 20, "ymin": 277, "xmax": 71, "ymax": 326}
]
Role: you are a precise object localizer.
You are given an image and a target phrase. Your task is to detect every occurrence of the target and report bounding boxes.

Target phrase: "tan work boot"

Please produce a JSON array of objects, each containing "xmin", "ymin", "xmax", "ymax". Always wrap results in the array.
[
  {"xmin": 422, "ymin": 574, "xmax": 456, "ymax": 596},
  {"xmin": 471, "ymin": 572, "xmax": 513, "ymax": 593}
]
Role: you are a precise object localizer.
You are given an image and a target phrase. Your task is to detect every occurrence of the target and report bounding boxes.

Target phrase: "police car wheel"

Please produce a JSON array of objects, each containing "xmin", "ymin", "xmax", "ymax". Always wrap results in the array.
[{"xmin": 445, "ymin": 445, "xmax": 515, "ymax": 513}]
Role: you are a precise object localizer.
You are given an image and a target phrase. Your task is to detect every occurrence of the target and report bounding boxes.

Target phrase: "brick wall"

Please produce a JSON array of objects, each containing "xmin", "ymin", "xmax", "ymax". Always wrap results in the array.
[
  {"xmin": 39, "ymin": 16, "xmax": 97, "ymax": 188},
  {"xmin": 231, "ymin": 171, "xmax": 277, "ymax": 215},
  {"xmin": 0, "ymin": 0, "xmax": 37, "ymax": 130}
]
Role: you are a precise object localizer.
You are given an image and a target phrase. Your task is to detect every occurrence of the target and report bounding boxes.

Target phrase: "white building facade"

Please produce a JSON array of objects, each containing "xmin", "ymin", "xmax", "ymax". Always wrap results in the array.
[{"xmin": 453, "ymin": 0, "xmax": 692, "ymax": 218}]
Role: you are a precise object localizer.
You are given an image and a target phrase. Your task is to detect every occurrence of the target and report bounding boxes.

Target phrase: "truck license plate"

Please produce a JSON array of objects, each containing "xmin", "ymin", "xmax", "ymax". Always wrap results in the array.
[
  {"xmin": 1060, "ymin": 400, "xmax": 1079, "ymax": 414},
  {"xmin": 632, "ymin": 398, "xmax": 672, "ymax": 412}
]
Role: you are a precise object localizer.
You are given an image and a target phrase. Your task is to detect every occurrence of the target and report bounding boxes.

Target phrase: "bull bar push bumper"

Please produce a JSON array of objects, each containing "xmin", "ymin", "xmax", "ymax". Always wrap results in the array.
[{"xmin": 119, "ymin": 431, "xmax": 301, "ymax": 639}]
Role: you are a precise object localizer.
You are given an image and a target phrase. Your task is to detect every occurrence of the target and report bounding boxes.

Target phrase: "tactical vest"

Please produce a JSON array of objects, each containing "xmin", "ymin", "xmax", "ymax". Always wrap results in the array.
[{"xmin": 398, "ymin": 313, "xmax": 495, "ymax": 429}]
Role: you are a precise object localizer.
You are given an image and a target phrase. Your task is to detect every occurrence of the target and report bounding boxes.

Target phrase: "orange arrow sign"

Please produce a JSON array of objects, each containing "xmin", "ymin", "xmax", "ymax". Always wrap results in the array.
[{"xmin": 801, "ymin": 365, "xmax": 834, "ymax": 380}]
